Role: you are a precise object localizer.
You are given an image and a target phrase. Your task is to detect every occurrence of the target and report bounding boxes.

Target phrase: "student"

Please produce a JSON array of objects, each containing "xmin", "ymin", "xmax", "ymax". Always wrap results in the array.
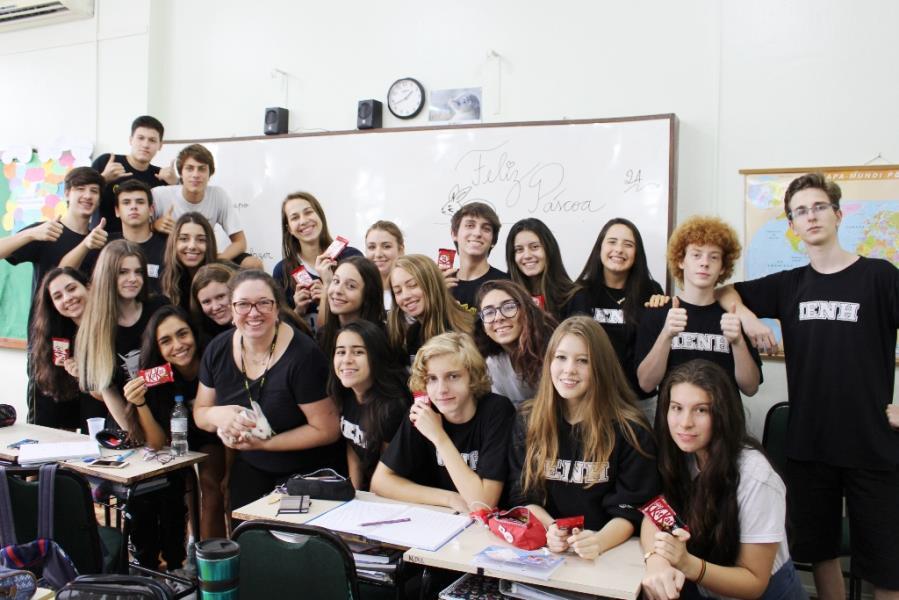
[
  {"xmin": 29, "ymin": 267, "xmax": 107, "ymax": 430},
  {"xmin": 508, "ymin": 316, "xmax": 659, "ymax": 560},
  {"xmin": 271, "ymin": 191, "xmax": 362, "ymax": 330},
  {"xmin": 91, "ymin": 115, "xmax": 176, "ymax": 233},
  {"xmin": 123, "ymin": 306, "xmax": 227, "ymax": 542},
  {"xmin": 473, "ymin": 279, "xmax": 557, "ymax": 406},
  {"xmin": 75, "ymin": 240, "xmax": 168, "ymax": 429},
  {"xmin": 161, "ymin": 212, "xmax": 218, "ymax": 310},
  {"xmin": 576, "ymin": 218, "xmax": 664, "ymax": 403},
  {"xmin": 506, "ymin": 218, "xmax": 590, "ymax": 321},
  {"xmin": 194, "ymin": 270, "xmax": 342, "ymax": 510},
  {"xmin": 152, "ymin": 144, "xmax": 262, "ymax": 269},
  {"xmin": 641, "ymin": 360, "xmax": 806, "ymax": 600},
  {"xmin": 387, "ymin": 254, "xmax": 475, "ymax": 363},
  {"xmin": 190, "ymin": 262, "xmax": 238, "ymax": 346},
  {"xmin": 445, "ymin": 202, "xmax": 509, "ymax": 310},
  {"xmin": 63, "ymin": 179, "xmax": 167, "ymax": 295},
  {"xmin": 330, "ymin": 320, "xmax": 411, "ymax": 490},
  {"xmin": 317, "ymin": 256, "xmax": 385, "ymax": 360},
  {"xmin": 371, "ymin": 332, "xmax": 515, "ymax": 512},
  {"xmin": 364, "ymin": 220, "xmax": 405, "ymax": 310},
  {"xmin": 636, "ymin": 216, "xmax": 761, "ymax": 404},
  {"xmin": 718, "ymin": 173, "xmax": 899, "ymax": 600}
]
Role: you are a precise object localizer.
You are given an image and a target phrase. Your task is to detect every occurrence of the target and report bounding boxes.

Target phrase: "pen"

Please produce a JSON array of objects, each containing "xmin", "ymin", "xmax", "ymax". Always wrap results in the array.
[
  {"xmin": 359, "ymin": 517, "xmax": 411, "ymax": 527},
  {"xmin": 116, "ymin": 449, "xmax": 137, "ymax": 462}
]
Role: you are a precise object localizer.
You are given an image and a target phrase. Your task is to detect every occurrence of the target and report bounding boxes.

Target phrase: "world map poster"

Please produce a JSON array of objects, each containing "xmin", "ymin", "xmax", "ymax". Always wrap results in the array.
[{"xmin": 743, "ymin": 165, "xmax": 899, "ymax": 360}]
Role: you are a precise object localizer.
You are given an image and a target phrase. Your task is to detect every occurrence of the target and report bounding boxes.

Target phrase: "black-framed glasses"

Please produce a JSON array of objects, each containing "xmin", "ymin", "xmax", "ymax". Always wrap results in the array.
[
  {"xmin": 232, "ymin": 299, "xmax": 276, "ymax": 316},
  {"xmin": 479, "ymin": 300, "xmax": 520, "ymax": 323},
  {"xmin": 788, "ymin": 202, "xmax": 836, "ymax": 220}
]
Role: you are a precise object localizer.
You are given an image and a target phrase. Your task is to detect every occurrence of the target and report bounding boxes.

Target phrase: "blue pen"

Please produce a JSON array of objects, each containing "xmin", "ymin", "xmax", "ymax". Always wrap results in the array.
[{"xmin": 116, "ymin": 449, "xmax": 137, "ymax": 462}]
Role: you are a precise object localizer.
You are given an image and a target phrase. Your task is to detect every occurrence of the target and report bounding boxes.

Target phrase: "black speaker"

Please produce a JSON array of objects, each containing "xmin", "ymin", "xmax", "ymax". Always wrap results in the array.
[
  {"xmin": 264, "ymin": 107, "xmax": 288, "ymax": 135},
  {"xmin": 357, "ymin": 99, "xmax": 382, "ymax": 130}
]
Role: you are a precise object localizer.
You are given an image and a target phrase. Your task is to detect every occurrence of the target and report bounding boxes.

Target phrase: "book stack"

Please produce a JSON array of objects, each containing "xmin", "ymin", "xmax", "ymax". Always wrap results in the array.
[{"xmin": 348, "ymin": 542, "xmax": 402, "ymax": 585}]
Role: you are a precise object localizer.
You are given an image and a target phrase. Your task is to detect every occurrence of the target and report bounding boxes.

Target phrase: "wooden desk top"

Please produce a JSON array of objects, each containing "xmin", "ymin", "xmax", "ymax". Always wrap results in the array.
[
  {"xmin": 405, "ymin": 528, "xmax": 644, "ymax": 600},
  {"xmin": 234, "ymin": 491, "xmax": 644, "ymax": 599},
  {"xmin": 0, "ymin": 422, "xmax": 89, "ymax": 463}
]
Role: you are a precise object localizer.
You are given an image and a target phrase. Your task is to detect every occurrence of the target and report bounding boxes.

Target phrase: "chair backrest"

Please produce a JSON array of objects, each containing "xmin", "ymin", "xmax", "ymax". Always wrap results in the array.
[
  {"xmin": 4, "ymin": 467, "xmax": 105, "ymax": 575},
  {"xmin": 762, "ymin": 401, "xmax": 790, "ymax": 474},
  {"xmin": 232, "ymin": 519, "xmax": 360, "ymax": 600}
]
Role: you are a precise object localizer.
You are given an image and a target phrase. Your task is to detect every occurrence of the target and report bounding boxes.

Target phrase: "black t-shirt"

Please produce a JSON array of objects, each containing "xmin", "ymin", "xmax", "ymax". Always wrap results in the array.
[
  {"xmin": 451, "ymin": 266, "xmax": 509, "ymax": 311},
  {"xmin": 735, "ymin": 257, "xmax": 899, "ymax": 468},
  {"xmin": 6, "ymin": 222, "xmax": 98, "ymax": 321},
  {"xmin": 108, "ymin": 231, "xmax": 167, "ymax": 296},
  {"xmin": 146, "ymin": 371, "xmax": 220, "ymax": 450},
  {"xmin": 91, "ymin": 153, "xmax": 166, "ymax": 234},
  {"xmin": 380, "ymin": 393, "xmax": 515, "ymax": 492},
  {"xmin": 559, "ymin": 288, "xmax": 592, "ymax": 320},
  {"xmin": 340, "ymin": 392, "xmax": 410, "ymax": 485},
  {"xmin": 199, "ymin": 326, "xmax": 342, "ymax": 475},
  {"xmin": 590, "ymin": 281, "xmax": 664, "ymax": 399},
  {"xmin": 508, "ymin": 412, "xmax": 659, "ymax": 530},
  {"xmin": 112, "ymin": 295, "xmax": 170, "ymax": 389}
]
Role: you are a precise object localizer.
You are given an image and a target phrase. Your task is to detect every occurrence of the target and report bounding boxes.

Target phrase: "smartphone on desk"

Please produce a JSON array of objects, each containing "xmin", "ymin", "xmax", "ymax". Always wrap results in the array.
[{"xmin": 90, "ymin": 459, "xmax": 129, "ymax": 469}]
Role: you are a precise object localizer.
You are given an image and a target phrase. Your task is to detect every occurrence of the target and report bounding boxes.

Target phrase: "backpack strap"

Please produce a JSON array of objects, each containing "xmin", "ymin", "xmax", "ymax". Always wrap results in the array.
[
  {"xmin": 0, "ymin": 465, "xmax": 18, "ymax": 545},
  {"xmin": 37, "ymin": 463, "xmax": 57, "ymax": 540}
]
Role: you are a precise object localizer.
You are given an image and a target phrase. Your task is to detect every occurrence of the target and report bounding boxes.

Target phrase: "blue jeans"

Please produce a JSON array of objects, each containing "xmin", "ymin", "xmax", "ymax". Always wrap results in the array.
[{"xmin": 679, "ymin": 561, "xmax": 807, "ymax": 599}]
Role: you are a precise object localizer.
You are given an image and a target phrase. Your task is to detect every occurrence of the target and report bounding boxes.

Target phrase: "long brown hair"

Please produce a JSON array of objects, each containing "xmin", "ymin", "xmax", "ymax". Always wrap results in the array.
[
  {"xmin": 278, "ymin": 192, "xmax": 334, "ymax": 290},
  {"xmin": 386, "ymin": 254, "xmax": 474, "ymax": 351},
  {"xmin": 521, "ymin": 317, "xmax": 651, "ymax": 498},
  {"xmin": 161, "ymin": 212, "xmax": 218, "ymax": 308}
]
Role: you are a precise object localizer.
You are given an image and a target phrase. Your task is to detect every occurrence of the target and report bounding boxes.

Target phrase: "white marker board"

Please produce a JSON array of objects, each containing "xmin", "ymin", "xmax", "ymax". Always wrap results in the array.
[{"xmin": 157, "ymin": 115, "xmax": 677, "ymax": 283}]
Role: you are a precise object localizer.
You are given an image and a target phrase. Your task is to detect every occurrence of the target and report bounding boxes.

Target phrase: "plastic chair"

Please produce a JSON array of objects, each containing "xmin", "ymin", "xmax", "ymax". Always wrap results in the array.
[
  {"xmin": 762, "ymin": 402, "xmax": 860, "ymax": 600},
  {"xmin": 4, "ymin": 466, "xmax": 124, "ymax": 575},
  {"xmin": 232, "ymin": 519, "xmax": 360, "ymax": 600}
]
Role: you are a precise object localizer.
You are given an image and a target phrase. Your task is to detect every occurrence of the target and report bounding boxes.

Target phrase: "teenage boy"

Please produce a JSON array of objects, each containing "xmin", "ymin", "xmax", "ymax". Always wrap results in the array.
[
  {"xmin": 445, "ymin": 202, "xmax": 508, "ymax": 310},
  {"xmin": 719, "ymin": 173, "xmax": 899, "ymax": 600},
  {"xmin": 636, "ymin": 216, "xmax": 761, "ymax": 400},
  {"xmin": 92, "ymin": 115, "xmax": 177, "ymax": 233},
  {"xmin": 61, "ymin": 179, "xmax": 166, "ymax": 295},
  {"xmin": 152, "ymin": 144, "xmax": 262, "ymax": 269}
]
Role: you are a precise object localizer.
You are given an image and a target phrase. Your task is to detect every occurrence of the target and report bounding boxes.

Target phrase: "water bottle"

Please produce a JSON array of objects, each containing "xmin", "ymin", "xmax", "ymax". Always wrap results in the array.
[{"xmin": 171, "ymin": 395, "xmax": 189, "ymax": 457}]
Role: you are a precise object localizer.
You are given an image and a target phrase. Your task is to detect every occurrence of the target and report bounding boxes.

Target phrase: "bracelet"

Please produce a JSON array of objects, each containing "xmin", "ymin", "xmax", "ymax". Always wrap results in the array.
[
  {"xmin": 133, "ymin": 401, "xmax": 147, "ymax": 408},
  {"xmin": 695, "ymin": 558, "xmax": 707, "ymax": 584}
]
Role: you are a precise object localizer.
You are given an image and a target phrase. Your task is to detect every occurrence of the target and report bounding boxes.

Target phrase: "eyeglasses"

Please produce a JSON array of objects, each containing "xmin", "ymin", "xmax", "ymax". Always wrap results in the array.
[
  {"xmin": 232, "ymin": 299, "xmax": 276, "ymax": 315},
  {"xmin": 788, "ymin": 202, "xmax": 836, "ymax": 220},
  {"xmin": 142, "ymin": 448, "xmax": 174, "ymax": 464},
  {"xmin": 479, "ymin": 300, "xmax": 520, "ymax": 323}
]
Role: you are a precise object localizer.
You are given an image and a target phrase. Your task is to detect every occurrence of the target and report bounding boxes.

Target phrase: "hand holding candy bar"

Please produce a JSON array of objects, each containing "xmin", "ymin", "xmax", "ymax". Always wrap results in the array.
[
  {"xmin": 545, "ymin": 522, "xmax": 571, "ymax": 553},
  {"xmin": 653, "ymin": 528, "xmax": 691, "ymax": 571},
  {"xmin": 123, "ymin": 376, "xmax": 148, "ymax": 407}
]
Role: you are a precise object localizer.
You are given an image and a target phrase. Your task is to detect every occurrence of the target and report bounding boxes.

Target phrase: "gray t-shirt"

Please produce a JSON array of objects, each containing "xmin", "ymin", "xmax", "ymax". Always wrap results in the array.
[
  {"xmin": 152, "ymin": 185, "xmax": 243, "ymax": 235},
  {"xmin": 486, "ymin": 353, "xmax": 535, "ymax": 407}
]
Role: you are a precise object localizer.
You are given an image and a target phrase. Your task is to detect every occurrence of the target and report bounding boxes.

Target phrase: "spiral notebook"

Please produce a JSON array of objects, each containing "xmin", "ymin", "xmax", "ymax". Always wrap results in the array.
[{"xmin": 17, "ymin": 441, "xmax": 100, "ymax": 466}]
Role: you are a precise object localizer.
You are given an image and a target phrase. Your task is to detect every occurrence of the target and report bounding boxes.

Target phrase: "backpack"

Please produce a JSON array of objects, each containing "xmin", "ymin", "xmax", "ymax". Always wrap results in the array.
[
  {"xmin": 0, "ymin": 464, "xmax": 79, "ymax": 590},
  {"xmin": 56, "ymin": 574, "xmax": 174, "ymax": 600}
]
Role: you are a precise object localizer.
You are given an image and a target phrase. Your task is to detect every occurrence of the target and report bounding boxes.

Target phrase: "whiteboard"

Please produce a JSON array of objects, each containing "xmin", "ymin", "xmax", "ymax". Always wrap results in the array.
[{"xmin": 156, "ymin": 115, "xmax": 676, "ymax": 283}]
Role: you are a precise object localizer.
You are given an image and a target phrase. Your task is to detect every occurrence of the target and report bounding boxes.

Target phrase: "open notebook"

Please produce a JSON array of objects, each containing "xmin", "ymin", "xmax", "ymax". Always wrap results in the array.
[
  {"xmin": 17, "ymin": 441, "xmax": 100, "ymax": 466},
  {"xmin": 309, "ymin": 499, "xmax": 471, "ymax": 551}
]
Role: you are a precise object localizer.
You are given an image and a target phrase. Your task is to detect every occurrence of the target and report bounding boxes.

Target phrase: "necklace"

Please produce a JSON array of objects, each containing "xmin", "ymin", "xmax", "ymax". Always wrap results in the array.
[
  {"xmin": 239, "ymin": 324, "xmax": 279, "ymax": 407},
  {"xmin": 604, "ymin": 286, "xmax": 627, "ymax": 306}
]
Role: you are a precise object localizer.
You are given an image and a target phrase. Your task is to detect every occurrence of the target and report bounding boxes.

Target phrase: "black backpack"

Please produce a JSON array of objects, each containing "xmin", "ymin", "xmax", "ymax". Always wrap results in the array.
[
  {"xmin": 56, "ymin": 574, "xmax": 174, "ymax": 599},
  {"xmin": 0, "ymin": 464, "xmax": 79, "ymax": 589}
]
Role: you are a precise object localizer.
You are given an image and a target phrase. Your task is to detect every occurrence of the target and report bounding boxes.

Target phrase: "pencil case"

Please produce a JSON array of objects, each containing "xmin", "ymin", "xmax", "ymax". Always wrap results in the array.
[{"xmin": 285, "ymin": 468, "xmax": 355, "ymax": 501}]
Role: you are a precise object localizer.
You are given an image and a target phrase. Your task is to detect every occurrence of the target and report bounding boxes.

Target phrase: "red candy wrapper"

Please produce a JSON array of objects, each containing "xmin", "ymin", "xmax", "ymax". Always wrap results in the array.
[
  {"xmin": 291, "ymin": 265, "xmax": 314, "ymax": 287},
  {"xmin": 531, "ymin": 295, "xmax": 546, "ymax": 310},
  {"xmin": 322, "ymin": 235, "xmax": 349, "ymax": 260},
  {"xmin": 437, "ymin": 248, "xmax": 456, "ymax": 270},
  {"xmin": 555, "ymin": 515, "xmax": 584, "ymax": 532},
  {"xmin": 52, "ymin": 338, "xmax": 70, "ymax": 366},
  {"xmin": 640, "ymin": 496, "xmax": 689, "ymax": 533},
  {"xmin": 413, "ymin": 391, "xmax": 430, "ymax": 406},
  {"xmin": 140, "ymin": 363, "xmax": 174, "ymax": 388}
]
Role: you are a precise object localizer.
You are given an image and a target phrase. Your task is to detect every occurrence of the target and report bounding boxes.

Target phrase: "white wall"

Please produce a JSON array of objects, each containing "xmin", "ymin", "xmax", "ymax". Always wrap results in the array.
[{"xmin": 1, "ymin": 0, "xmax": 897, "ymax": 430}]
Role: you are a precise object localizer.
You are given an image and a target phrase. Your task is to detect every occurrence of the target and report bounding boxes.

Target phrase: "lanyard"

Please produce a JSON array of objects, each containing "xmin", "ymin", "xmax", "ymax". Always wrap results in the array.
[{"xmin": 239, "ymin": 324, "xmax": 279, "ymax": 407}]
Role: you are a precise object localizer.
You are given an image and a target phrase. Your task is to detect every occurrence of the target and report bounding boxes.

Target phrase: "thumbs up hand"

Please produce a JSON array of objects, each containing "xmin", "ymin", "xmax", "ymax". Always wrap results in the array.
[
  {"xmin": 100, "ymin": 155, "xmax": 129, "ymax": 183},
  {"xmin": 664, "ymin": 296, "xmax": 687, "ymax": 339},
  {"xmin": 720, "ymin": 302, "xmax": 743, "ymax": 345},
  {"xmin": 83, "ymin": 217, "xmax": 108, "ymax": 250},
  {"xmin": 154, "ymin": 204, "xmax": 175, "ymax": 235},
  {"xmin": 156, "ymin": 159, "xmax": 178, "ymax": 185},
  {"xmin": 32, "ymin": 216, "xmax": 64, "ymax": 242}
]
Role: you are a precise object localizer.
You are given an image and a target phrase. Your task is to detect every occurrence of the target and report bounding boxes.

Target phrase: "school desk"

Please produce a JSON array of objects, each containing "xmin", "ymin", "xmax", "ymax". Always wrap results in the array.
[{"xmin": 0, "ymin": 421, "xmax": 89, "ymax": 463}]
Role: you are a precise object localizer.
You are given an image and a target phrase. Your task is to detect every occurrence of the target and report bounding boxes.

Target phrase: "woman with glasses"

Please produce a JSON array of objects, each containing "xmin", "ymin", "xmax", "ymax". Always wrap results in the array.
[
  {"xmin": 160, "ymin": 212, "xmax": 219, "ymax": 310},
  {"xmin": 387, "ymin": 254, "xmax": 475, "ymax": 364},
  {"xmin": 194, "ymin": 269, "xmax": 342, "ymax": 510},
  {"xmin": 473, "ymin": 280, "xmax": 557, "ymax": 407},
  {"xmin": 509, "ymin": 317, "xmax": 659, "ymax": 560},
  {"xmin": 506, "ymin": 218, "xmax": 591, "ymax": 322}
]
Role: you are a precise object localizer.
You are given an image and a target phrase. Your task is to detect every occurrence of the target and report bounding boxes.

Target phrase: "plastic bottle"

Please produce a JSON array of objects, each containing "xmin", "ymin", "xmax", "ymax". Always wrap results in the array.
[{"xmin": 171, "ymin": 395, "xmax": 189, "ymax": 457}]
